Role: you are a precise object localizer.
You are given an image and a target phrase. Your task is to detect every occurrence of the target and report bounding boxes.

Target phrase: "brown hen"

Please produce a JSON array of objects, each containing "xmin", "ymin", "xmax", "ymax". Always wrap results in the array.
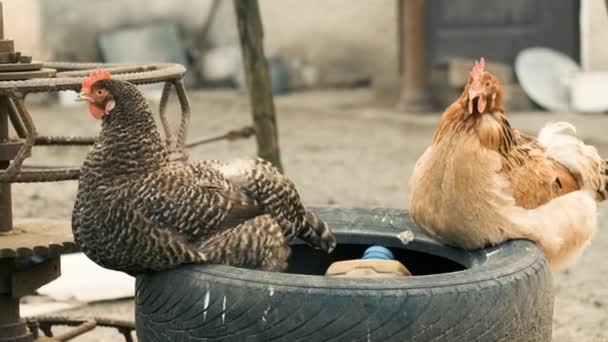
[
  {"xmin": 408, "ymin": 58, "xmax": 606, "ymax": 270},
  {"xmin": 72, "ymin": 70, "xmax": 336, "ymax": 274}
]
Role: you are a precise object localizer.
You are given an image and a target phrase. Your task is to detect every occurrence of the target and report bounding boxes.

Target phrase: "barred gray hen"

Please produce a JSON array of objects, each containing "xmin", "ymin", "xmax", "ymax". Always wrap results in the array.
[{"xmin": 72, "ymin": 70, "xmax": 336, "ymax": 274}]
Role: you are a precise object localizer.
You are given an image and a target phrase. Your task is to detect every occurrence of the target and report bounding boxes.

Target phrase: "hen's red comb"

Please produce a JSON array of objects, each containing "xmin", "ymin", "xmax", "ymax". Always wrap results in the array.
[
  {"xmin": 81, "ymin": 69, "xmax": 111, "ymax": 91},
  {"xmin": 469, "ymin": 57, "xmax": 485, "ymax": 82}
]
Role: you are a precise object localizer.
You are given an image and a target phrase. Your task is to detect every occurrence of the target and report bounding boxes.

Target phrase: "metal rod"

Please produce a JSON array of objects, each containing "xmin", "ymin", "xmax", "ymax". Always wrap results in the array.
[
  {"xmin": 4, "ymin": 94, "xmax": 36, "ymax": 176},
  {"xmin": 0, "ymin": 259, "xmax": 31, "ymax": 341},
  {"xmin": 93, "ymin": 316, "xmax": 136, "ymax": 331},
  {"xmin": 158, "ymin": 81, "xmax": 175, "ymax": 147},
  {"xmin": 0, "ymin": 95, "xmax": 12, "ymax": 231},
  {"xmin": 29, "ymin": 316, "xmax": 135, "ymax": 341},
  {"xmin": 0, "ymin": 260, "xmax": 19, "ymax": 336},
  {"xmin": 7, "ymin": 98, "xmax": 26, "ymax": 139},
  {"xmin": 53, "ymin": 320, "xmax": 97, "ymax": 341},
  {"xmin": 0, "ymin": 2, "xmax": 4, "ymax": 41},
  {"xmin": 34, "ymin": 135, "xmax": 95, "ymax": 145},
  {"xmin": 185, "ymin": 126, "xmax": 255, "ymax": 148},
  {"xmin": 173, "ymin": 79, "xmax": 191, "ymax": 150},
  {"xmin": 0, "ymin": 168, "xmax": 80, "ymax": 183},
  {"xmin": 21, "ymin": 164, "xmax": 79, "ymax": 169},
  {"xmin": 233, "ymin": 0, "xmax": 283, "ymax": 172},
  {"xmin": 56, "ymin": 65, "xmax": 157, "ymax": 78}
]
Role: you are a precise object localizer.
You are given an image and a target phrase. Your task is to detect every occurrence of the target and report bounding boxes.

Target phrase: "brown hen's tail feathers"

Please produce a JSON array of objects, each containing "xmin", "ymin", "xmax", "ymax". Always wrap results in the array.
[
  {"xmin": 599, "ymin": 159, "xmax": 608, "ymax": 201},
  {"xmin": 508, "ymin": 189, "xmax": 598, "ymax": 271},
  {"xmin": 539, "ymin": 122, "xmax": 608, "ymax": 202},
  {"xmin": 507, "ymin": 121, "xmax": 605, "ymax": 270}
]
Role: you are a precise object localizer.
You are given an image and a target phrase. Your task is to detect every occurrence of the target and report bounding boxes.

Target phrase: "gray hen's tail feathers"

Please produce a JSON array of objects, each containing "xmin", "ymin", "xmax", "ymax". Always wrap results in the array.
[
  {"xmin": 219, "ymin": 158, "xmax": 336, "ymax": 252},
  {"xmin": 299, "ymin": 210, "xmax": 336, "ymax": 252}
]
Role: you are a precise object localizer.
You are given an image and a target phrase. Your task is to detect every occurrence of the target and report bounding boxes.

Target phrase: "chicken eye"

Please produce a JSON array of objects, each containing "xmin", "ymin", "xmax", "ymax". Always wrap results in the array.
[
  {"xmin": 96, "ymin": 90, "xmax": 104, "ymax": 95},
  {"xmin": 485, "ymin": 82, "xmax": 490, "ymax": 87}
]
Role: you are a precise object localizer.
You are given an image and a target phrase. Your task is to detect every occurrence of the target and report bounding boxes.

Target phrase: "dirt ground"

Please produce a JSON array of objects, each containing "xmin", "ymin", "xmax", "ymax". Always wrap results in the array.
[{"xmin": 13, "ymin": 89, "xmax": 608, "ymax": 341}]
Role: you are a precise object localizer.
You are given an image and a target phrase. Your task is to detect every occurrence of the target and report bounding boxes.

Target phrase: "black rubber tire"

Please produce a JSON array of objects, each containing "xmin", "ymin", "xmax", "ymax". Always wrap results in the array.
[{"xmin": 135, "ymin": 207, "xmax": 553, "ymax": 342}]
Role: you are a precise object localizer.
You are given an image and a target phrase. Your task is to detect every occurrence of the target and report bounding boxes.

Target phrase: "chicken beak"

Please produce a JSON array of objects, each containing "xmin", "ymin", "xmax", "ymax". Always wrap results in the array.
[
  {"xmin": 468, "ymin": 89, "xmax": 481, "ymax": 101},
  {"xmin": 467, "ymin": 90, "xmax": 479, "ymax": 114},
  {"xmin": 468, "ymin": 89, "xmax": 487, "ymax": 114},
  {"xmin": 75, "ymin": 92, "xmax": 92, "ymax": 102}
]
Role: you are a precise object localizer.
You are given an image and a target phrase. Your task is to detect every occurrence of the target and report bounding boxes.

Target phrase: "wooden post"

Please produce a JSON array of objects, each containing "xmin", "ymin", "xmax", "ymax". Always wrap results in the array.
[
  {"xmin": 233, "ymin": 0, "xmax": 283, "ymax": 172},
  {"xmin": 398, "ymin": 0, "xmax": 432, "ymax": 112}
]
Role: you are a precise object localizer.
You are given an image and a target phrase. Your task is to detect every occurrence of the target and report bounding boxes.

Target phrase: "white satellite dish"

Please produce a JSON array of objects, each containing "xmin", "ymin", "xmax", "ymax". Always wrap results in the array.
[{"xmin": 515, "ymin": 47, "xmax": 580, "ymax": 112}]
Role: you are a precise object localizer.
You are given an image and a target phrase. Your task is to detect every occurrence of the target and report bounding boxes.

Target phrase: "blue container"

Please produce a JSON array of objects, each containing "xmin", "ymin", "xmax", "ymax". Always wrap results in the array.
[{"xmin": 361, "ymin": 246, "xmax": 394, "ymax": 261}]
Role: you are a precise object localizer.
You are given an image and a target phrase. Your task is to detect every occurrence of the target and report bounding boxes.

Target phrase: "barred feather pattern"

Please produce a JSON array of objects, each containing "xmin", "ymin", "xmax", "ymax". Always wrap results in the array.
[
  {"xmin": 218, "ymin": 158, "xmax": 336, "ymax": 253},
  {"xmin": 73, "ymin": 79, "xmax": 335, "ymax": 274},
  {"xmin": 198, "ymin": 215, "xmax": 291, "ymax": 272}
]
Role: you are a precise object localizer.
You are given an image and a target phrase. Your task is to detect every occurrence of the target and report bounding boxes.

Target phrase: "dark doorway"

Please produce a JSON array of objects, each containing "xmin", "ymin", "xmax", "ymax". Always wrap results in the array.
[{"xmin": 427, "ymin": 0, "xmax": 580, "ymax": 66}]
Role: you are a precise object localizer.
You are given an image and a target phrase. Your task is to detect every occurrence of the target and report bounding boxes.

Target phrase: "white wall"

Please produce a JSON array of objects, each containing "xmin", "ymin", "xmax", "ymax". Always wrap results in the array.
[
  {"xmin": 200, "ymin": 0, "xmax": 399, "ymax": 89},
  {"xmin": 2, "ymin": 0, "xmax": 44, "ymax": 59},
  {"xmin": 259, "ymin": 0, "xmax": 398, "ymax": 88},
  {"xmin": 2, "ymin": 1, "xmax": 399, "ymax": 90},
  {"xmin": 6, "ymin": 1, "xmax": 608, "ymax": 86},
  {"xmin": 581, "ymin": 0, "xmax": 608, "ymax": 70}
]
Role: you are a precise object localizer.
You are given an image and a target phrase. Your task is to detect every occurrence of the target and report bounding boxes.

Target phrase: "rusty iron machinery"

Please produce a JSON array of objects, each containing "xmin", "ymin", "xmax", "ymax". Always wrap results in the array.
[
  {"xmin": 0, "ymin": 3, "xmax": 194, "ymax": 340},
  {"xmin": 0, "ymin": 0, "xmax": 275, "ymax": 339}
]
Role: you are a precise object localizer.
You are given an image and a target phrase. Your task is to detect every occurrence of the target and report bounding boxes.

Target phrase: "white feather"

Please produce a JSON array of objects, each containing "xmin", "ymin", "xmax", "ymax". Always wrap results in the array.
[
  {"xmin": 219, "ymin": 159, "xmax": 255, "ymax": 178},
  {"xmin": 508, "ymin": 190, "xmax": 598, "ymax": 270},
  {"xmin": 538, "ymin": 121, "xmax": 603, "ymax": 189}
]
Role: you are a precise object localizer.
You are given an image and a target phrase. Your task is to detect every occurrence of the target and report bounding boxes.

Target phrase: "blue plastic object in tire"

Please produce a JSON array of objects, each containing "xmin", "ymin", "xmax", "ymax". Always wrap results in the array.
[{"xmin": 362, "ymin": 245, "xmax": 395, "ymax": 260}]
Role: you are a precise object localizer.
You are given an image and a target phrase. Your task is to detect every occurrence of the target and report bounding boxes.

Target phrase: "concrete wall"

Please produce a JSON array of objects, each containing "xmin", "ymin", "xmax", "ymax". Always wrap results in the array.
[
  {"xmin": 39, "ymin": 0, "xmax": 216, "ymax": 61},
  {"xmin": 34, "ymin": 0, "xmax": 398, "ymax": 89},
  {"xmin": 581, "ymin": 0, "xmax": 608, "ymax": 70},
  {"xmin": 259, "ymin": 0, "xmax": 398, "ymax": 88},
  {"xmin": 2, "ymin": 0, "xmax": 44, "ymax": 59},
  {"xmin": 6, "ymin": 0, "xmax": 608, "ymax": 93}
]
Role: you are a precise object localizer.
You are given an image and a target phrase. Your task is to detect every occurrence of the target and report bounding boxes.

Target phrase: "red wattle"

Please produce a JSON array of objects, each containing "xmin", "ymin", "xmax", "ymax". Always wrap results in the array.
[
  {"xmin": 477, "ymin": 96, "xmax": 487, "ymax": 113},
  {"xmin": 89, "ymin": 104, "xmax": 105, "ymax": 119}
]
